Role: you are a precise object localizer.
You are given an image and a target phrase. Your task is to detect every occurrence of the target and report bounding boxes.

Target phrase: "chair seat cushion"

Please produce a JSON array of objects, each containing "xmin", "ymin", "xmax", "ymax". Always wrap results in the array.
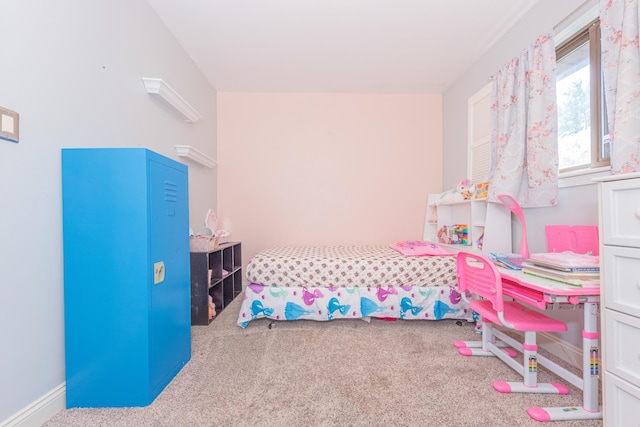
[{"xmin": 469, "ymin": 300, "xmax": 567, "ymax": 332}]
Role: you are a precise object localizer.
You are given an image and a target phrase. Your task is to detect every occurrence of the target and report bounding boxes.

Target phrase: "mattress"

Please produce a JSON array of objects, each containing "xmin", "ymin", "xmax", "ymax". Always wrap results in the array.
[{"xmin": 245, "ymin": 245, "xmax": 458, "ymax": 288}]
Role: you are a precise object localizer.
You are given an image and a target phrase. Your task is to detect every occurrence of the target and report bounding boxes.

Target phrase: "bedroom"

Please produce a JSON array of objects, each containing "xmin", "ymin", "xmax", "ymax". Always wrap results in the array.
[{"xmin": 0, "ymin": 0, "xmax": 623, "ymax": 425}]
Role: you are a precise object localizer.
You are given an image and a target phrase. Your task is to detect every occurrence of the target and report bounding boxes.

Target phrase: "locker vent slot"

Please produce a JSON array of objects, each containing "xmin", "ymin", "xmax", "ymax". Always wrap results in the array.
[{"xmin": 164, "ymin": 181, "xmax": 178, "ymax": 202}]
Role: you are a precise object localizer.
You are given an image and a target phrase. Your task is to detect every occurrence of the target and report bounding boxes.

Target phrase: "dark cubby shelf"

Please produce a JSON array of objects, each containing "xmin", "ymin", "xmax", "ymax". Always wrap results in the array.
[{"xmin": 190, "ymin": 242, "xmax": 242, "ymax": 325}]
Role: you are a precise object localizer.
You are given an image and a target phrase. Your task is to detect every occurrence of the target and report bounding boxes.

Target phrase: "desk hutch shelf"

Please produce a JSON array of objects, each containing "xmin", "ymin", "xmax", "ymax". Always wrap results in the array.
[{"xmin": 424, "ymin": 194, "xmax": 512, "ymax": 255}]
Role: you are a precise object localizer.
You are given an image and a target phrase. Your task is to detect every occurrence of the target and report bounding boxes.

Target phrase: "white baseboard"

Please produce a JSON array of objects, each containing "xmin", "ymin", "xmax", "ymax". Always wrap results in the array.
[
  {"xmin": 1, "ymin": 383, "xmax": 65, "ymax": 427},
  {"xmin": 505, "ymin": 330, "xmax": 582, "ymax": 370},
  {"xmin": 538, "ymin": 331, "xmax": 582, "ymax": 369}
]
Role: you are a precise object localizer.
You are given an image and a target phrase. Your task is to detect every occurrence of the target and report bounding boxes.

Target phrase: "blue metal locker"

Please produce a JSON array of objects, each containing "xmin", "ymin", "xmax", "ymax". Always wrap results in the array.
[{"xmin": 62, "ymin": 148, "xmax": 191, "ymax": 407}]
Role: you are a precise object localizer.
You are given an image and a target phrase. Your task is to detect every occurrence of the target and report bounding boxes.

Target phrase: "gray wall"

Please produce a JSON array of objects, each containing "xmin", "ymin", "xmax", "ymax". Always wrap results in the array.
[
  {"xmin": 0, "ymin": 0, "xmax": 217, "ymax": 423},
  {"xmin": 443, "ymin": 0, "xmax": 598, "ymax": 349}
]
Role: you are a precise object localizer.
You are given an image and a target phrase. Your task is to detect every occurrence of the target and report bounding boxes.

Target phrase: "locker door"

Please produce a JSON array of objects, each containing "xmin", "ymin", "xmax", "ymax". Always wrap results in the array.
[{"xmin": 148, "ymin": 157, "xmax": 191, "ymax": 392}]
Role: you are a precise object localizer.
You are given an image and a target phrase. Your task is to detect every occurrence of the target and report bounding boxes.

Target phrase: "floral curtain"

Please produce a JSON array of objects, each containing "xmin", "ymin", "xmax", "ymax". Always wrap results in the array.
[
  {"xmin": 488, "ymin": 34, "xmax": 559, "ymax": 207},
  {"xmin": 601, "ymin": 0, "xmax": 640, "ymax": 174}
]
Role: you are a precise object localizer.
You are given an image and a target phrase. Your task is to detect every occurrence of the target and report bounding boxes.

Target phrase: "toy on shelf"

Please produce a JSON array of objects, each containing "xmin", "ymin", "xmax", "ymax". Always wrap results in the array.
[
  {"xmin": 208, "ymin": 295, "xmax": 216, "ymax": 320},
  {"xmin": 428, "ymin": 205, "xmax": 438, "ymax": 224},
  {"xmin": 437, "ymin": 226, "xmax": 452, "ymax": 244},
  {"xmin": 189, "ymin": 209, "xmax": 231, "ymax": 252},
  {"xmin": 474, "ymin": 182, "xmax": 489, "ymax": 199},
  {"xmin": 476, "ymin": 231, "xmax": 484, "ymax": 251},
  {"xmin": 437, "ymin": 224, "xmax": 469, "ymax": 245},
  {"xmin": 436, "ymin": 179, "xmax": 476, "ymax": 205}
]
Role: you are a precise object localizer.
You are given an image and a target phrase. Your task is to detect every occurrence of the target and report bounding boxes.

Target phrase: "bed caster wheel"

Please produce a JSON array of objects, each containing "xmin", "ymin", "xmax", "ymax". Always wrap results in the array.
[{"xmin": 268, "ymin": 321, "xmax": 276, "ymax": 329}]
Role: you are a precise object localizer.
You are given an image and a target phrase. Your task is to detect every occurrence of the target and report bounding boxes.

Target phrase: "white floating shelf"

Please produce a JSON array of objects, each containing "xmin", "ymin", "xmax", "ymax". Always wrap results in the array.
[
  {"xmin": 142, "ymin": 78, "xmax": 202, "ymax": 123},
  {"xmin": 174, "ymin": 145, "xmax": 217, "ymax": 168}
]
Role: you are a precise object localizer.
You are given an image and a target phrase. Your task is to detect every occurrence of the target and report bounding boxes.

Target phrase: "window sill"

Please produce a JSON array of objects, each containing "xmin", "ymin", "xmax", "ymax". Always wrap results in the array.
[{"xmin": 559, "ymin": 166, "xmax": 611, "ymax": 188}]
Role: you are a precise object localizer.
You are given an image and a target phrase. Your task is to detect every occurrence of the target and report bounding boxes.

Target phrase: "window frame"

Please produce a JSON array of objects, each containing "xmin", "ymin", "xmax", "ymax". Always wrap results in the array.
[
  {"xmin": 554, "ymin": 0, "xmax": 611, "ymax": 187},
  {"xmin": 466, "ymin": 1, "xmax": 611, "ymax": 189},
  {"xmin": 555, "ymin": 17, "xmax": 608, "ymax": 174}
]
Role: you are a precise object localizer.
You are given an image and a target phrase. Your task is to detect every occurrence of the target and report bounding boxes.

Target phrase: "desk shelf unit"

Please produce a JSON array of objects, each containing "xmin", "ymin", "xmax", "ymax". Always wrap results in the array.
[
  {"xmin": 190, "ymin": 242, "xmax": 242, "ymax": 325},
  {"xmin": 424, "ymin": 194, "xmax": 512, "ymax": 255}
]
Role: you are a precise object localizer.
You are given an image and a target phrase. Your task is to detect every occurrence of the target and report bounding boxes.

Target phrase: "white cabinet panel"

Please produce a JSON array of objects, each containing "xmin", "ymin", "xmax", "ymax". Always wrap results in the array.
[
  {"xmin": 598, "ymin": 174, "xmax": 640, "ymax": 421},
  {"xmin": 603, "ymin": 246, "xmax": 640, "ymax": 317},
  {"xmin": 604, "ymin": 373, "xmax": 640, "ymax": 426},
  {"xmin": 601, "ymin": 179, "xmax": 640, "ymax": 247},
  {"xmin": 605, "ymin": 310, "xmax": 640, "ymax": 389}
]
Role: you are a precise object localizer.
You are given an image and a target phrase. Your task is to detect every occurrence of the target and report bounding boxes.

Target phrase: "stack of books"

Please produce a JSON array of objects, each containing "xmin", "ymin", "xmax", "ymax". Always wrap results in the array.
[{"xmin": 522, "ymin": 252, "xmax": 600, "ymax": 287}]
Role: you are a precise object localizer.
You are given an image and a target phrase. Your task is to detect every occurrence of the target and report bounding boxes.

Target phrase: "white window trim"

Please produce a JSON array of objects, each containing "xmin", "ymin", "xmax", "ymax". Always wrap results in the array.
[
  {"xmin": 555, "ymin": 0, "xmax": 608, "ymax": 188},
  {"xmin": 554, "ymin": 0, "xmax": 598, "ymax": 45},
  {"xmin": 559, "ymin": 166, "xmax": 611, "ymax": 188}
]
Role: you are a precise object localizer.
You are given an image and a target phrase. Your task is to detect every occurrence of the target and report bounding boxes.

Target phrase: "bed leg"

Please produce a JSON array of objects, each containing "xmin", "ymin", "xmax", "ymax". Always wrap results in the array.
[{"xmin": 268, "ymin": 321, "xmax": 276, "ymax": 329}]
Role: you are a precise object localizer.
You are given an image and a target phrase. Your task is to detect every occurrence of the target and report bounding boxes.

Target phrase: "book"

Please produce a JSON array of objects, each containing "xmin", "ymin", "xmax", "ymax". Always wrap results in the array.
[
  {"xmin": 527, "ymin": 251, "xmax": 600, "ymax": 272},
  {"xmin": 489, "ymin": 253, "xmax": 525, "ymax": 270},
  {"xmin": 522, "ymin": 263, "xmax": 599, "ymax": 280},
  {"xmin": 528, "ymin": 259, "xmax": 600, "ymax": 272},
  {"xmin": 522, "ymin": 263, "xmax": 600, "ymax": 287}
]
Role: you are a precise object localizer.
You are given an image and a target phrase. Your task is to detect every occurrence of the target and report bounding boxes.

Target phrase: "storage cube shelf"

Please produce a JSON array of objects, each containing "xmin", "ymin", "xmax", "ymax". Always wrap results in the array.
[
  {"xmin": 424, "ymin": 193, "xmax": 512, "ymax": 256},
  {"xmin": 190, "ymin": 242, "xmax": 242, "ymax": 325}
]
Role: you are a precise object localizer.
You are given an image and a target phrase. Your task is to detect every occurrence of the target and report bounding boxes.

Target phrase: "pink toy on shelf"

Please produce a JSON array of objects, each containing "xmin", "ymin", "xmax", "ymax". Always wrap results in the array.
[{"xmin": 498, "ymin": 194, "xmax": 529, "ymax": 259}]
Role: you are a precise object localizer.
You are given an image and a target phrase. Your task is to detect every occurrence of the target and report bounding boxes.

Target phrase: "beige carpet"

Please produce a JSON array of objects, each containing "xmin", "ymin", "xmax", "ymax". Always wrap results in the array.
[{"xmin": 45, "ymin": 296, "xmax": 602, "ymax": 427}]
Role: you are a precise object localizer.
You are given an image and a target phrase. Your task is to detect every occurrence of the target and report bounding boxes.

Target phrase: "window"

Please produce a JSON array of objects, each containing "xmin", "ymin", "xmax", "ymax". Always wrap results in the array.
[{"xmin": 556, "ymin": 18, "xmax": 610, "ymax": 173}]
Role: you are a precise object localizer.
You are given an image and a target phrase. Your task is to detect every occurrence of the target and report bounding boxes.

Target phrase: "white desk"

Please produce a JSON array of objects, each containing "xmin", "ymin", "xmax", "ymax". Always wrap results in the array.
[{"xmin": 498, "ymin": 267, "xmax": 602, "ymax": 422}]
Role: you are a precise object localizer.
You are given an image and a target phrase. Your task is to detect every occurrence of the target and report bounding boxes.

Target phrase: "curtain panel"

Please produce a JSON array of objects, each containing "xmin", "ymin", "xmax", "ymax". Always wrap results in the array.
[
  {"xmin": 488, "ymin": 34, "xmax": 559, "ymax": 207},
  {"xmin": 601, "ymin": 0, "xmax": 640, "ymax": 174}
]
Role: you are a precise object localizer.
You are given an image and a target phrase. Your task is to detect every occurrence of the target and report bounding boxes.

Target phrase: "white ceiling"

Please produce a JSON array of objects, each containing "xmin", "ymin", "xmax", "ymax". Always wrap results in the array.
[{"xmin": 146, "ymin": 0, "xmax": 540, "ymax": 93}]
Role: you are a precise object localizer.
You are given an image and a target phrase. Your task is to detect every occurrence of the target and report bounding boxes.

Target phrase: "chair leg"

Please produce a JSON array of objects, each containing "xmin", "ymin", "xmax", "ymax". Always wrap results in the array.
[
  {"xmin": 454, "ymin": 319, "xmax": 517, "ymax": 357},
  {"xmin": 492, "ymin": 331, "xmax": 570, "ymax": 394}
]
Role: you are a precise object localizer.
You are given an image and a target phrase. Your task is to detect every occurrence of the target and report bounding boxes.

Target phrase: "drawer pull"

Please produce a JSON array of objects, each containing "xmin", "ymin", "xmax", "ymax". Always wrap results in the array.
[{"xmin": 636, "ymin": 208, "xmax": 640, "ymax": 219}]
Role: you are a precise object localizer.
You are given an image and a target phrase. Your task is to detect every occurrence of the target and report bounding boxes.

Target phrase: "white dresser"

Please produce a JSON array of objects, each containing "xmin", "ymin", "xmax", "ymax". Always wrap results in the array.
[{"xmin": 598, "ymin": 173, "xmax": 640, "ymax": 425}]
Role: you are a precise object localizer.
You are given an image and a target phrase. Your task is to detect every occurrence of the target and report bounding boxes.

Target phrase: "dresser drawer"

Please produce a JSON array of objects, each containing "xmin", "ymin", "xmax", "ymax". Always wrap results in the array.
[
  {"xmin": 604, "ymin": 372, "xmax": 640, "ymax": 426},
  {"xmin": 601, "ymin": 178, "xmax": 640, "ymax": 247},
  {"xmin": 605, "ymin": 309, "xmax": 640, "ymax": 389},
  {"xmin": 604, "ymin": 246, "xmax": 640, "ymax": 317}
]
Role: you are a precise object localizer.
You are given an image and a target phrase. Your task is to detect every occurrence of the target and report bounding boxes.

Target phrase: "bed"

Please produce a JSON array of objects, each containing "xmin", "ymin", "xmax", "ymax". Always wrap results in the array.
[{"xmin": 237, "ymin": 242, "xmax": 473, "ymax": 328}]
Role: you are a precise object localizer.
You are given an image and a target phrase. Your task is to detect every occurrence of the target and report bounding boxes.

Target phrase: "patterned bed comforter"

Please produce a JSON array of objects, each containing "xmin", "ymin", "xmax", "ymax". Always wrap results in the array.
[
  {"xmin": 246, "ymin": 245, "xmax": 458, "ymax": 288},
  {"xmin": 237, "ymin": 245, "xmax": 471, "ymax": 327}
]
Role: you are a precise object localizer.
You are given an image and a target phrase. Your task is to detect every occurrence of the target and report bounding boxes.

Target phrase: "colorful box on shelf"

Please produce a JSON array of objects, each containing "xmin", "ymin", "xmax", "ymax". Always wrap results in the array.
[
  {"xmin": 437, "ymin": 224, "xmax": 469, "ymax": 245},
  {"xmin": 189, "ymin": 235, "xmax": 219, "ymax": 252},
  {"xmin": 474, "ymin": 182, "xmax": 489, "ymax": 199}
]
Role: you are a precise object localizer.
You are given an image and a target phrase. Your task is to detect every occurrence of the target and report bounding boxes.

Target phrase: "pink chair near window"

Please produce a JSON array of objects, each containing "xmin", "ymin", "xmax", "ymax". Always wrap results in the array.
[{"xmin": 453, "ymin": 251, "xmax": 569, "ymax": 394}]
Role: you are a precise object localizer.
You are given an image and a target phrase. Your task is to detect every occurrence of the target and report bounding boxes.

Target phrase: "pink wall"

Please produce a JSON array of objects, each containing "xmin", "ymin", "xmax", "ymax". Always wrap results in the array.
[{"xmin": 217, "ymin": 92, "xmax": 443, "ymax": 274}]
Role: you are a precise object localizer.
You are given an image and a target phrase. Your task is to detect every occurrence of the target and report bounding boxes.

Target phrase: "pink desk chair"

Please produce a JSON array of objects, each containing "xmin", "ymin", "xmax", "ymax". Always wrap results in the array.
[{"xmin": 453, "ymin": 251, "xmax": 569, "ymax": 394}]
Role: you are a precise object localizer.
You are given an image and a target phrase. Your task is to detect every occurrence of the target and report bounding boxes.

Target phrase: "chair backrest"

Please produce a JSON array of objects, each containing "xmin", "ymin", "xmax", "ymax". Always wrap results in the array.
[{"xmin": 456, "ymin": 251, "xmax": 504, "ymax": 313}]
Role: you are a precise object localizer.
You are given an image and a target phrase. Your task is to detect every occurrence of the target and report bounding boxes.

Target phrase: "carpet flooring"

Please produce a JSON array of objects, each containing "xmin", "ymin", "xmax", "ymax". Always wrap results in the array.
[{"xmin": 44, "ymin": 296, "xmax": 603, "ymax": 427}]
